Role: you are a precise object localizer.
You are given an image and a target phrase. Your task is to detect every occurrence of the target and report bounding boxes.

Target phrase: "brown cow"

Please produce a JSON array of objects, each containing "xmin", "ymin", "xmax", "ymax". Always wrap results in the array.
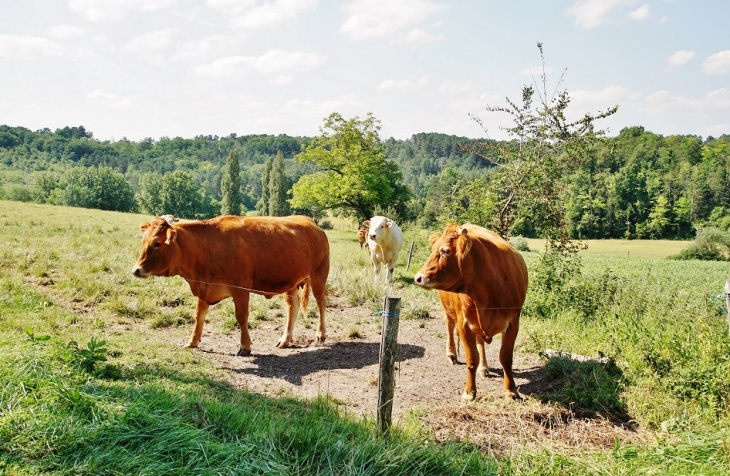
[
  {"xmin": 438, "ymin": 290, "xmax": 488, "ymax": 378},
  {"xmin": 357, "ymin": 221, "xmax": 370, "ymax": 250},
  {"xmin": 132, "ymin": 215, "xmax": 330, "ymax": 356},
  {"xmin": 414, "ymin": 223, "xmax": 528, "ymax": 400}
]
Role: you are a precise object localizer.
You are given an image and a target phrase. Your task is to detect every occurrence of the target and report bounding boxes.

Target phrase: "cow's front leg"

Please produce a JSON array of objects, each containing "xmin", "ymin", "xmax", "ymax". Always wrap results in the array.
[
  {"xmin": 232, "ymin": 291, "xmax": 252, "ymax": 356},
  {"xmin": 184, "ymin": 298, "xmax": 210, "ymax": 349},
  {"xmin": 277, "ymin": 287, "xmax": 300, "ymax": 348},
  {"xmin": 445, "ymin": 312, "xmax": 458, "ymax": 365},
  {"xmin": 476, "ymin": 334, "xmax": 490, "ymax": 378}
]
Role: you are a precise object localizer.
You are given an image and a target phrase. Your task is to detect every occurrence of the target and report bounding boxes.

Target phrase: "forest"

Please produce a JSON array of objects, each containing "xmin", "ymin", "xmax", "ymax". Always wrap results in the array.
[{"xmin": 0, "ymin": 122, "xmax": 729, "ymax": 240}]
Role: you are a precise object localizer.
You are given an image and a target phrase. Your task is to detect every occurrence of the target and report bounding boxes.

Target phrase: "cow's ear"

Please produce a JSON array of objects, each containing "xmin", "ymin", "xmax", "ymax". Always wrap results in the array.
[
  {"xmin": 428, "ymin": 234, "xmax": 440, "ymax": 247},
  {"xmin": 165, "ymin": 228, "xmax": 177, "ymax": 245},
  {"xmin": 363, "ymin": 220, "xmax": 370, "ymax": 227},
  {"xmin": 456, "ymin": 227, "xmax": 472, "ymax": 256},
  {"xmin": 385, "ymin": 219, "xmax": 392, "ymax": 227},
  {"xmin": 140, "ymin": 222, "xmax": 150, "ymax": 232}
]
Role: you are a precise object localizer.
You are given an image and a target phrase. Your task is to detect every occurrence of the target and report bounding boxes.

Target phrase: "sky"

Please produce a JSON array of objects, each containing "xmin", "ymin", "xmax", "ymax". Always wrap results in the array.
[{"xmin": 1, "ymin": 0, "xmax": 729, "ymax": 142}]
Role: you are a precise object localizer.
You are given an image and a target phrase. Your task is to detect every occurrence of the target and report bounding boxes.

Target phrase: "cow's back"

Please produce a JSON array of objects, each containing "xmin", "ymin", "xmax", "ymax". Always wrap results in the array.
[
  {"xmin": 460, "ymin": 224, "xmax": 528, "ymax": 309},
  {"xmin": 178, "ymin": 215, "xmax": 329, "ymax": 292}
]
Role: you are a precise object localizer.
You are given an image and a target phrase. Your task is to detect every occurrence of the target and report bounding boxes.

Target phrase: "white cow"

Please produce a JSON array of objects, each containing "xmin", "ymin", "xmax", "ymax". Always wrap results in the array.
[{"xmin": 365, "ymin": 215, "xmax": 404, "ymax": 284}]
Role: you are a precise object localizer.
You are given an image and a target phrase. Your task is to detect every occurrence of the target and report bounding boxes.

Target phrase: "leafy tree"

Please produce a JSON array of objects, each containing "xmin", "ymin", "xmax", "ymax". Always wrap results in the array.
[
  {"xmin": 220, "ymin": 149, "xmax": 242, "ymax": 215},
  {"xmin": 136, "ymin": 171, "xmax": 202, "ymax": 218},
  {"xmin": 268, "ymin": 151, "xmax": 290, "ymax": 216},
  {"xmin": 291, "ymin": 112, "xmax": 412, "ymax": 222},
  {"xmin": 256, "ymin": 157, "xmax": 272, "ymax": 215},
  {"xmin": 53, "ymin": 166, "xmax": 135, "ymax": 212},
  {"xmin": 468, "ymin": 43, "xmax": 617, "ymax": 247}
]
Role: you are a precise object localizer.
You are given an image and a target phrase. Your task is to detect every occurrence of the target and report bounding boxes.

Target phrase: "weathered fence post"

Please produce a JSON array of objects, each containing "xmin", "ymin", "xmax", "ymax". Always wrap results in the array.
[
  {"xmin": 725, "ymin": 279, "xmax": 730, "ymax": 335},
  {"xmin": 377, "ymin": 296, "xmax": 401, "ymax": 435}
]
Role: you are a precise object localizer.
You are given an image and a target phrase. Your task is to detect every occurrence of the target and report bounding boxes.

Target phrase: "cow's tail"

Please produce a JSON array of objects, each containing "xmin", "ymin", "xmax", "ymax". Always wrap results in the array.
[{"xmin": 299, "ymin": 279, "xmax": 311, "ymax": 317}]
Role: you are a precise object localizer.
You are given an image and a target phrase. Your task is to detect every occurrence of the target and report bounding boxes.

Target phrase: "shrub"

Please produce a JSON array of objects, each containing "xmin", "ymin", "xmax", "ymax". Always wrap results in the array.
[
  {"xmin": 669, "ymin": 227, "xmax": 730, "ymax": 261},
  {"xmin": 509, "ymin": 235, "xmax": 531, "ymax": 252}
]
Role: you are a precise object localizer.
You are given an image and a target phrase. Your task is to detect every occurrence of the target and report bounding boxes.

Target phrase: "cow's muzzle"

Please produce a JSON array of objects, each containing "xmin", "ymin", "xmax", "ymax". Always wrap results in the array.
[
  {"xmin": 413, "ymin": 273, "xmax": 432, "ymax": 289},
  {"xmin": 132, "ymin": 266, "xmax": 148, "ymax": 278}
]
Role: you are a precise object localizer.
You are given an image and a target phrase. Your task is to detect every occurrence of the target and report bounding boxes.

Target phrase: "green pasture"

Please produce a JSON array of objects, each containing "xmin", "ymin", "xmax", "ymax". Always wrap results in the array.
[{"xmin": 1, "ymin": 200, "xmax": 729, "ymax": 475}]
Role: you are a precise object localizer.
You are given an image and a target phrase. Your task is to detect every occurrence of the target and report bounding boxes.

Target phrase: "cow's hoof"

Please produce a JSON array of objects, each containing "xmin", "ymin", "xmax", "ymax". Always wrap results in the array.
[
  {"xmin": 461, "ymin": 391, "xmax": 476, "ymax": 401},
  {"xmin": 504, "ymin": 391, "xmax": 522, "ymax": 400},
  {"xmin": 236, "ymin": 348, "xmax": 251, "ymax": 357},
  {"xmin": 448, "ymin": 355, "xmax": 458, "ymax": 365},
  {"xmin": 275, "ymin": 337, "xmax": 290, "ymax": 349},
  {"xmin": 315, "ymin": 333, "xmax": 326, "ymax": 345},
  {"xmin": 182, "ymin": 343, "xmax": 198, "ymax": 349},
  {"xmin": 478, "ymin": 366, "xmax": 490, "ymax": 378}
]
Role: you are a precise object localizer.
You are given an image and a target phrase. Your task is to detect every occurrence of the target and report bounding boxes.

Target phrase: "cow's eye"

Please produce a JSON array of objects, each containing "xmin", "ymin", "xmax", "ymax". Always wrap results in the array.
[
  {"xmin": 152, "ymin": 241, "xmax": 161, "ymax": 249},
  {"xmin": 439, "ymin": 247, "xmax": 450, "ymax": 257}
]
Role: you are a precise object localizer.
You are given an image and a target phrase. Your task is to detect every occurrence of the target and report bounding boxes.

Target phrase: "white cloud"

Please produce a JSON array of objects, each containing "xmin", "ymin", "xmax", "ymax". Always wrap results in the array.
[
  {"xmin": 378, "ymin": 75, "xmax": 430, "ymax": 91},
  {"xmin": 397, "ymin": 29, "xmax": 443, "ymax": 44},
  {"xmin": 87, "ymin": 88, "xmax": 131, "ymax": 108},
  {"xmin": 439, "ymin": 81, "xmax": 481, "ymax": 93},
  {"xmin": 702, "ymin": 50, "xmax": 730, "ymax": 75},
  {"xmin": 196, "ymin": 48, "xmax": 324, "ymax": 77},
  {"xmin": 272, "ymin": 75, "xmax": 293, "ymax": 85},
  {"xmin": 566, "ymin": 0, "xmax": 631, "ymax": 29},
  {"xmin": 68, "ymin": 0, "xmax": 178, "ymax": 22},
  {"xmin": 666, "ymin": 49, "xmax": 695, "ymax": 70},
  {"xmin": 45, "ymin": 24, "xmax": 86, "ymax": 40},
  {"xmin": 340, "ymin": 0, "xmax": 446, "ymax": 41},
  {"xmin": 571, "ymin": 86, "xmax": 633, "ymax": 108},
  {"xmin": 628, "ymin": 4, "xmax": 650, "ymax": 21},
  {"xmin": 0, "ymin": 35, "xmax": 64, "ymax": 59},
  {"xmin": 207, "ymin": 0, "xmax": 318, "ymax": 30},
  {"xmin": 121, "ymin": 28, "xmax": 179, "ymax": 54}
]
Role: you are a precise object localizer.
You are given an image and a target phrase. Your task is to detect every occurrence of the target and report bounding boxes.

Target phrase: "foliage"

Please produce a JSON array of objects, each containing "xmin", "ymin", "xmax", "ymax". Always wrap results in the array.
[
  {"xmin": 268, "ymin": 151, "xmax": 290, "ymax": 216},
  {"xmin": 291, "ymin": 112, "xmax": 412, "ymax": 222},
  {"xmin": 669, "ymin": 226, "xmax": 730, "ymax": 261},
  {"xmin": 256, "ymin": 155, "xmax": 272, "ymax": 215},
  {"xmin": 137, "ymin": 170, "xmax": 204, "ymax": 219},
  {"xmin": 468, "ymin": 43, "xmax": 617, "ymax": 247},
  {"xmin": 67, "ymin": 336, "xmax": 108, "ymax": 372},
  {"xmin": 219, "ymin": 149, "xmax": 242, "ymax": 215}
]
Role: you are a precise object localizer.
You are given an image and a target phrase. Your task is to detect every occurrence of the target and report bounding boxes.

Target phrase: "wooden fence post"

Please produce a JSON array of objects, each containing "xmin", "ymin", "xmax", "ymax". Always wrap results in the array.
[
  {"xmin": 725, "ymin": 279, "xmax": 730, "ymax": 336},
  {"xmin": 377, "ymin": 296, "xmax": 401, "ymax": 435}
]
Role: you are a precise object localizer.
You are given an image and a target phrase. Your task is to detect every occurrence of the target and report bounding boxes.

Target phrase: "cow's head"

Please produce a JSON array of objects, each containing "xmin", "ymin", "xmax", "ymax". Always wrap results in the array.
[
  {"xmin": 413, "ymin": 224, "xmax": 472, "ymax": 292},
  {"xmin": 132, "ymin": 216, "xmax": 179, "ymax": 278},
  {"xmin": 367, "ymin": 216, "xmax": 393, "ymax": 244}
]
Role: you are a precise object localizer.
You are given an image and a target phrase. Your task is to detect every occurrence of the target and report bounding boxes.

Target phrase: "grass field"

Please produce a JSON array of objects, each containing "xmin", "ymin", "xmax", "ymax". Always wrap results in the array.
[
  {"xmin": 1, "ymin": 201, "xmax": 729, "ymax": 475},
  {"xmin": 524, "ymin": 237, "xmax": 691, "ymax": 259}
]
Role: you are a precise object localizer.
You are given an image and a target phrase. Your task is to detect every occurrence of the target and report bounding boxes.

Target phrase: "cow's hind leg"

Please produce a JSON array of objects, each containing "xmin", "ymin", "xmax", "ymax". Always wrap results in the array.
[
  {"xmin": 499, "ymin": 317, "xmax": 521, "ymax": 400},
  {"xmin": 231, "ymin": 291, "xmax": 252, "ymax": 356},
  {"xmin": 184, "ymin": 298, "xmax": 210, "ymax": 349},
  {"xmin": 310, "ymin": 275, "xmax": 328, "ymax": 346},
  {"xmin": 276, "ymin": 287, "xmax": 300, "ymax": 349}
]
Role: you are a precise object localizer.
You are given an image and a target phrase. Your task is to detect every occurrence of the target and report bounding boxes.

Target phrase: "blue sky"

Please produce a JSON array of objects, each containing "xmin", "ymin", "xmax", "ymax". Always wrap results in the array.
[{"xmin": 1, "ymin": 0, "xmax": 728, "ymax": 142}]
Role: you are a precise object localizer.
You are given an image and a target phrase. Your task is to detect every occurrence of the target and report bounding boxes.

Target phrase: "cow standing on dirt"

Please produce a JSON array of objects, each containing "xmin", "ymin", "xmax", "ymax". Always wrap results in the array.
[
  {"xmin": 132, "ymin": 215, "xmax": 330, "ymax": 356},
  {"xmin": 365, "ymin": 216, "xmax": 404, "ymax": 284},
  {"xmin": 414, "ymin": 223, "xmax": 528, "ymax": 400}
]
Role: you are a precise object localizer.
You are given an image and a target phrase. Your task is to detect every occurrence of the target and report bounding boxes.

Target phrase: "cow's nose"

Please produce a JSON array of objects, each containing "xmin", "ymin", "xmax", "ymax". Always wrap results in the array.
[
  {"xmin": 132, "ymin": 267, "xmax": 142, "ymax": 277},
  {"xmin": 369, "ymin": 234, "xmax": 376, "ymax": 240},
  {"xmin": 414, "ymin": 273, "xmax": 423, "ymax": 285}
]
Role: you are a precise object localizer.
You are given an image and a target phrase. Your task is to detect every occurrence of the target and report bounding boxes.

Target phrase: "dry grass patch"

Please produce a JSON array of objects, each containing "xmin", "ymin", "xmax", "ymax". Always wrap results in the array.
[{"xmin": 420, "ymin": 397, "xmax": 650, "ymax": 456}]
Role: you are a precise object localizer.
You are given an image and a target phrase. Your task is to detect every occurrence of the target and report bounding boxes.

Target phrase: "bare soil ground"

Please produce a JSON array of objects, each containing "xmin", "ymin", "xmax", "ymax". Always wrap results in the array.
[{"xmin": 182, "ymin": 295, "xmax": 649, "ymax": 455}]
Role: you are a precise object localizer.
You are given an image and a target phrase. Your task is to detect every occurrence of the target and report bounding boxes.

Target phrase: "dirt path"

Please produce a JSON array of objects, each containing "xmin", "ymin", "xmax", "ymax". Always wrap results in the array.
[{"xmin": 178, "ymin": 297, "xmax": 649, "ymax": 453}]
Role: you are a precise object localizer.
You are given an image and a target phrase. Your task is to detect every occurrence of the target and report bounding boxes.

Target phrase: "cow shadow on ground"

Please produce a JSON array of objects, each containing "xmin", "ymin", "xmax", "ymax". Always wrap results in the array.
[
  {"xmin": 226, "ymin": 341, "xmax": 426, "ymax": 386},
  {"xmin": 511, "ymin": 358, "xmax": 637, "ymax": 428}
]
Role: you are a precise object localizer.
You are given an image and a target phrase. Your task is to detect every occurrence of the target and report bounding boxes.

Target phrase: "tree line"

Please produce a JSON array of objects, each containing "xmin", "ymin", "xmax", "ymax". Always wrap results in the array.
[{"xmin": 0, "ymin": 120, "xmax": 728, "ymax": 240}]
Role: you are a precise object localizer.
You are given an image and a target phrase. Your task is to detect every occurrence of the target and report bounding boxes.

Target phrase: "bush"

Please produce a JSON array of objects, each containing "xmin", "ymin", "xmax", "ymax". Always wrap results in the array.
[
  {"xmin": 669, "ymin": 227, "xmax": 730, "ymax": 261},
  {"xmin": 509, "ymin": 235, "xmax": 530, "ymax": 252}
]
